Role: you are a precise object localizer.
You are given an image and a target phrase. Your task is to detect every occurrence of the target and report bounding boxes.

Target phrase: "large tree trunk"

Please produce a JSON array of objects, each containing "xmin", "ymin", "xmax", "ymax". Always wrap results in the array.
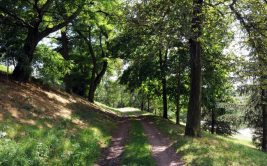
[
  {"xmin": 185, "ymin": 0, "xmax": 203, "ymax": 137},
  {"xmin": 262, "ymin": 89, "xmax": 267, "ymax": 152},
  {"xmin": 12, "ymin": 29, "xmax": 39, "ymax": 82},
  {"xmin": 159, "ymin": 50, "xmax": 168, "ymax": 119}
]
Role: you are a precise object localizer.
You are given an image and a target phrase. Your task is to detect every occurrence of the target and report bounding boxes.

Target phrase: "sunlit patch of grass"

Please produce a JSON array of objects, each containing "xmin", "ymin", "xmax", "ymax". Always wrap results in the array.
[
  {"xmin": 121, "ymin": 120, "xmax": 155, "ymax": 166},
  {"xmin": 151, "ymin": 116, "xmax": 267, "ymax": 166},
  {"xmin": 0, "ymin": 107, "xmax": 117, "ymax": 165},
  {"xmin": 96, "ymin": 102, "xmax": 152, "ymax": 117},
  {"xmin": 0, "ymin": 64, "xmax": 12, "ymax": 74}
]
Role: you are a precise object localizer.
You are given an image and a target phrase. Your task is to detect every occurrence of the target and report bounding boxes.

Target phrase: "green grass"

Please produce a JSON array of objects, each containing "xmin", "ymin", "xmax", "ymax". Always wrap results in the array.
[
  {"xmin": 0, "ymin": 104, "xmax": 117, "ymax": 166},
  {"xmin": 121, "ymin": 120, "xmax": 155, "ymax": 166},
  {"xmin": 151, "ymin": 116, "xmax": 267, "ymax": 166},
  {"xmin": 0, "ymin": 64, "xmax": 12, "ymax": 74},
  {"xmin": 96, "ymin": 102, "xmax": 151, "ymax": 117}
]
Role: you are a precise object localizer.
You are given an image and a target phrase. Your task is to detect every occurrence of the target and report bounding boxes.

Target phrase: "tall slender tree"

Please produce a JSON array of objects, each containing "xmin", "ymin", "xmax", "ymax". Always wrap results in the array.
[{"xmin": 185, "ymin": 0, "xmax": 204, "ymax": 137}]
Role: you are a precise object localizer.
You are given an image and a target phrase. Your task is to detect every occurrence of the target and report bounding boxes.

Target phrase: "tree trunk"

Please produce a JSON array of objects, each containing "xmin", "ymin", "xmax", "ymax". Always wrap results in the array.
[
  {"xmin": 88, "ymin": 60, "xmax": 108, "ymax": 103},
  {"xmin": 176, "ymin": 98, "xmax": 180, "ymax": 125},
  {"xmin": 176, "ymin": 59, "xmax": 181, "ymax": 125},
  {"xmin": 141, "ymin": 96, "xmax": 144, "ymax": 111},
  {"xmin": 147, "ymin": 94, "xmax": 150, "ymax": 112},
  {"xmin": 211, "ymin": 108, "xmax": 215, "ymax": 134},
  {"xmin": 162, "ymin": 77, "xmax": 168, "ymax": 119},
  {"xmin": 12, "ymin": 29, "xmax": 39, "ymax": 82},
  {"xmin": 159, "ymin": 50, "xmax": 168, "ymax": 119},
  {"xmin": 59, "ymin": 30, "xmax": 70, "ymax": 60},
  {"xmin": 185, "ymin": 0, "xmax": 203, "ymax": 137},
  {"xmin": 88, "ymin": 71, "xmax": 96, "ymax": 102},
  {"xmin": 262, "ymin": 89, "xmax": 267, "ymax": 152}
]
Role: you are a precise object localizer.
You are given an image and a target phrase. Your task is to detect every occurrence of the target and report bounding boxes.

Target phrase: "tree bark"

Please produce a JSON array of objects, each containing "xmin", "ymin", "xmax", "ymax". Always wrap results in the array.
[
  {"xmin": 176, "ymin": 98, "xmax": 180, "ymax": 125},
  {"xmin": 185, "ymin": 0, "xmax": 203, "ymax": 137},
  {"xmin": 12, "ymin": 29, "xmax": 40, "ymax": 82},
  {"xmin": 262, "ymin": 89, "xmax": 267, "ymax": 152},
  {"xmin": 211, "ymin": 108, "xmax": 215, "ymax": 134},
  {"xmin": 58, "ymin": 30, "xmax": 70, "ymax": 60},
  {"xmin": 176, "ymin": 58, "xmax": 181, "ymax": 125},
  {"xmin": 88, "ymin": 68, "xmax": 97, "ymax": 103},
  {"xmin": 88, "ymin": 60, "xmax": 108, "ymax": 103},
  {"xmin": 159, "ymin": 50, "xmax": 168, "ymax": 119},
  {"xmin": 147, "ymin": 94, "xmax": 150, "ymax": 112},
  {"xmin": 141, "ymin": 96, "xmax": 144, "ymax": 111},
  {"xmin": 77, "ymin": 29, "xmax": 108, "ymax": 103}
]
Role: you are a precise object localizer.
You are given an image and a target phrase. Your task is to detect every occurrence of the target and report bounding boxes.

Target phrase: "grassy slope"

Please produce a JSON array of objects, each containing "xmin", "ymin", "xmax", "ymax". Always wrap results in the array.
[
  {"xmin": 121, "ymin": 120, "xmax": 155, "ymax": 166},
  {"xmin": 150, "ymin": 116, "xmax": 267, "ymax": 166},
  {"xmin": 0, "ymin": 77, "xmax": 117, "ymax": 165}
]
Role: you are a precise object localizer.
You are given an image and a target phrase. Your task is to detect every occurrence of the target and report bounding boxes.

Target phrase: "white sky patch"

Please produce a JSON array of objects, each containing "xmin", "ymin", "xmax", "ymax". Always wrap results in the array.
[
  {"xmin": 38, "ymin": 31, "xmax": 60, "ymax": 49},
  {"xmin": 222, "ymin": 22, "xmax": 253, "ymax": 90},
  {"xmin": 223, "ymin": 22, "xmax": 250, "ymax": 58}
]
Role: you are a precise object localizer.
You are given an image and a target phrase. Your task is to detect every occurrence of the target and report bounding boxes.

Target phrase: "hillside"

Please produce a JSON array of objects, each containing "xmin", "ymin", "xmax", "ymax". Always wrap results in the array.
[{"xmin": 0, "ymin": 75, "xmax": 118, "ymax": 165}]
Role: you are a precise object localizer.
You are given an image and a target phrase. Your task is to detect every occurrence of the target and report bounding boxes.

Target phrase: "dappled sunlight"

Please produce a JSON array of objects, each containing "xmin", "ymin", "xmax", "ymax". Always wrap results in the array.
[
  {"xmin": 0, "ymin": 78, "xmax": 118, "ymax": 165},
  {"xmin": 55, "ymin": 106, "xmax": 73, "ymax": 119},
  {"xmin": 44, "ymin": 91, "xmax": 76, "ymax": 105},
  {"xmin": 0, "ymin": 78, "xmax": 117, "ymax": 132},
  {"xmin": 153, "ymin": 145, "xmax": 169, "ymax": 154}
]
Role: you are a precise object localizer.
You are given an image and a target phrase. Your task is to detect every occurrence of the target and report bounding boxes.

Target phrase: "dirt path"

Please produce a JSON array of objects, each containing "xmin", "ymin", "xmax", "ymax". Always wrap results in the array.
[
  {"xmin": 95, "ymin": 119, "xmax": 130, "ymax": 166},
  {"xmin": 141, "ymin": 119, "xmax": 184, "ymax": 166}
]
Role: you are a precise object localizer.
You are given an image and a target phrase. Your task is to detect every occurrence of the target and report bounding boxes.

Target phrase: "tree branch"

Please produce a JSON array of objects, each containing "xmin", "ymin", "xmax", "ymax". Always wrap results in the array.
[
  {"xmin": 76, "ymin": 28, "xmax": 97, "ymax": 66},
  {"xmin": 0, "ymin": 6, "xmax": 31, "ymax": 28},
  {"xmin": 39, "ymin": 2, "xmax": 84, "ymax": 39}
]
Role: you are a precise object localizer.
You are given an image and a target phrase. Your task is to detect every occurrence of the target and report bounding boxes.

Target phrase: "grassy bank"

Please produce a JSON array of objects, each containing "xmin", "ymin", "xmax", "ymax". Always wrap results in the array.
[
  {"xmin": 151, "ymin": 117, "xmax": 267, "ymax": 166},
  {"xmin": 0, "ymin": 79, "xmax": 117, "ymax": 165},
  {"xmin": 121, "ymin": 120, "xmax": 155, "ymax": 166}
]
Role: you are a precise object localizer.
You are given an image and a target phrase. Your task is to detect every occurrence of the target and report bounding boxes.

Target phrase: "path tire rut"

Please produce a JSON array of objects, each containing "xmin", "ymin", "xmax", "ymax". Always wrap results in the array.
[
  {"xmin": 95, "ymin": 119, "xmax": 130, "ymax": 166},
  {"xmin": 141, "ymin": 119, "xmax": 184, "ymax": 166}
]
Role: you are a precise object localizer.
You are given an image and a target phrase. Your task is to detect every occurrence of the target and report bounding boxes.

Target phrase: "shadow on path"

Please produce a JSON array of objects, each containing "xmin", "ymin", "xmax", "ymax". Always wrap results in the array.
[
  {"xmin": 95, "ymin": 118, "xmax": 130, "ymax": 166},
  {"xmin": 141, "ymin": 119, "xmax": 184, "ymax": 166}
]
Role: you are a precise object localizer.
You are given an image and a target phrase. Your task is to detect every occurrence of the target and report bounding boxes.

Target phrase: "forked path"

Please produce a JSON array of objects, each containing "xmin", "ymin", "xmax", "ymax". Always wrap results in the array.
[
  {"xmin": 95, "ymin": 119, "xmax": 130, "ymax": 166},
  {"xmin": 141, "ymin": 119, "xmax": 184, "ymax": 166},
  {"xmin": 95, "ymin": 117, "xmax": 183, "ymax": 166}
]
